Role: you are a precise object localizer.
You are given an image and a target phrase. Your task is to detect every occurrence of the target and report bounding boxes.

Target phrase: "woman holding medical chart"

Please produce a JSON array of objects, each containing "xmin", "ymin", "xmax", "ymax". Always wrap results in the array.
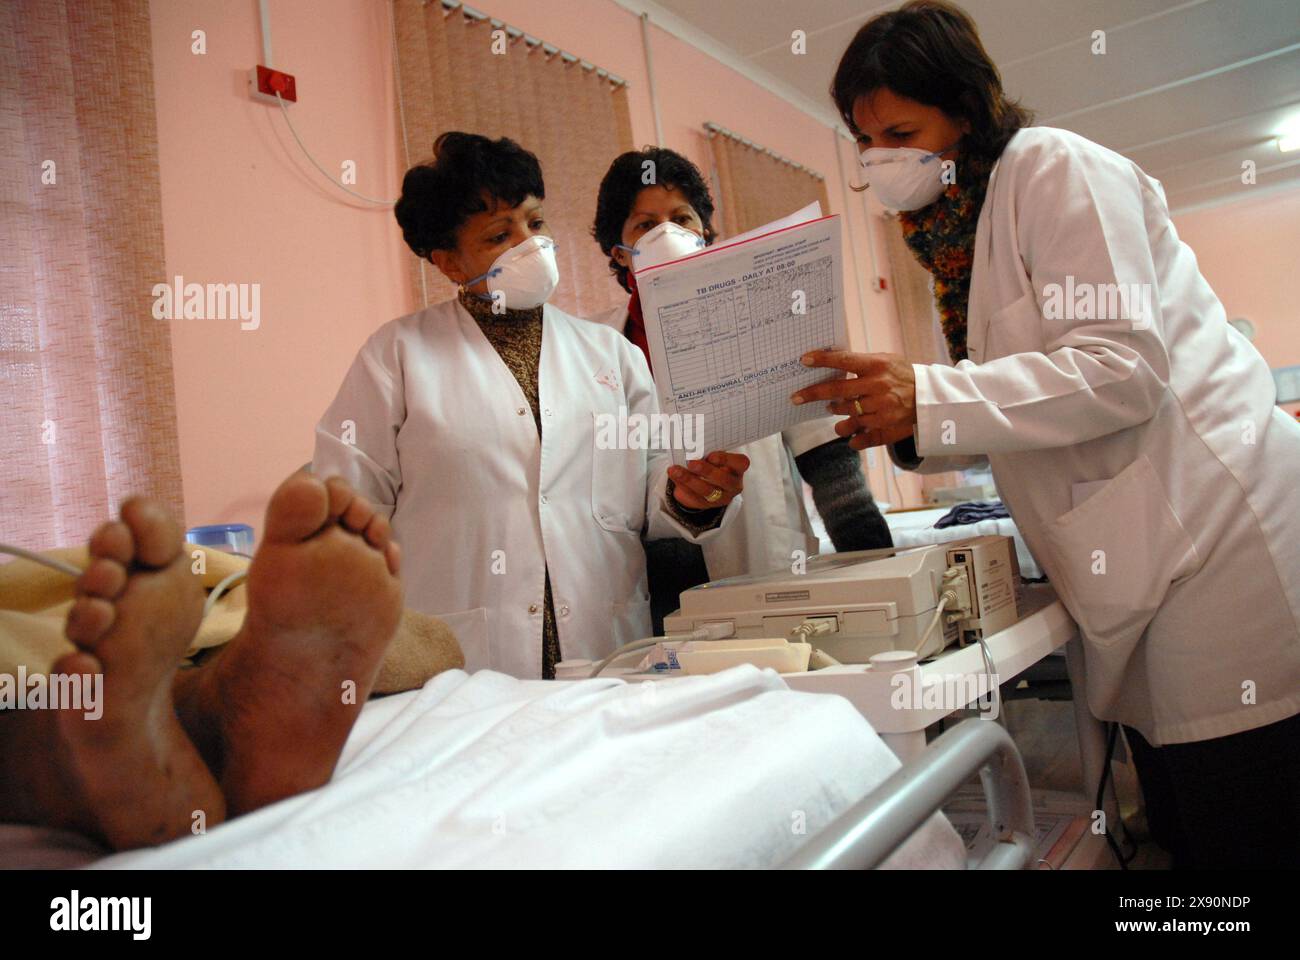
[
  {"xmin": 312, "ymin": 132, "xmax": 750, "ymax": 680},
  {"xmin": 589, "ymin": 148, "xmax": 893, "ymax": 632},
  {"xmin": 794, "ymin": 0, "xmax": 1300, "ymax": 868}
]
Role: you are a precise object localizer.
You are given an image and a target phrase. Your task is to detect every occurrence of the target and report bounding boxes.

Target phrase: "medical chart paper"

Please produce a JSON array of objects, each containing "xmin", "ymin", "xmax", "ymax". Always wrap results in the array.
[{"xmin": 636, "ymin": 214, "xmax": 848, "ymax": 466}]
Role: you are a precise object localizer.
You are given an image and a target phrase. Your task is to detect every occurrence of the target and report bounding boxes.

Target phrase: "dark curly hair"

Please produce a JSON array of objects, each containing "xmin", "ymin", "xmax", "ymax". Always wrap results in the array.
[
  {"xmin": 394, "ymin": 131, "xmax": 545, "ymax": 259},
  {"xmin": 592, "ymin": 147, "xmax": 716, "ymax": 293},
  {"xmin": 831, "ymin": 0, "xmax": 1032, "ymax": 160}
]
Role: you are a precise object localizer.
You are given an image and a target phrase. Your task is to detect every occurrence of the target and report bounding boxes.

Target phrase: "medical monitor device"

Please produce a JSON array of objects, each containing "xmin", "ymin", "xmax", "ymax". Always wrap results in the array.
[{"xmin": 663, "ymin": 535, "xmax": 1021, "ymax": 662}]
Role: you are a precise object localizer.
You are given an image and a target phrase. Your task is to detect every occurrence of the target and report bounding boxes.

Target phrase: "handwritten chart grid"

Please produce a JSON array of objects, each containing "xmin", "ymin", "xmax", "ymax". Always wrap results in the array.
[{"xmin": 660, "ymin": 256, "xmax": 837, "ymax": 453}]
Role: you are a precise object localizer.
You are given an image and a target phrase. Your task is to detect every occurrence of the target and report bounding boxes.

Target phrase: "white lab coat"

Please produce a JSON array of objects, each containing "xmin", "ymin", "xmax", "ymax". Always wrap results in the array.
[
  {"xmin": 312, "ymin": 298, "xmax": 740, "ymax": 678},
  {"xmin": 590, "ymin": 304, "xmax": 839, "ymax": 579},
  {"xmin": 891, "ymin": 126, "xmax": 1300, "ymax": 745}
]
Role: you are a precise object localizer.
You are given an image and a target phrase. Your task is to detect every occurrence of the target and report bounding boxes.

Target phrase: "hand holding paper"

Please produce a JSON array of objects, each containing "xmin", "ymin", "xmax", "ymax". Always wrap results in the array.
[{"xmin": 793, "ymin": 350, "xmax": 918, "ymax": 450}]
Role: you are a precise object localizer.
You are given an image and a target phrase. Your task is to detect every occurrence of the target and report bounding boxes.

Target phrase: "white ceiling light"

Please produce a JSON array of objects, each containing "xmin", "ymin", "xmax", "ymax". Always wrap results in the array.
[{"xmin": 1278, "ymin": 117, "xmax": 1300, "ymax": 153}]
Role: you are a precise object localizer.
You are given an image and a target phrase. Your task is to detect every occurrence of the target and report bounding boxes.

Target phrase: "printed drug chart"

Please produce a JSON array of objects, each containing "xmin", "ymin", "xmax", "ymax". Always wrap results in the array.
[{"xmin": 636, "ymin": 214, "xmax": 849, "ymax": 467}]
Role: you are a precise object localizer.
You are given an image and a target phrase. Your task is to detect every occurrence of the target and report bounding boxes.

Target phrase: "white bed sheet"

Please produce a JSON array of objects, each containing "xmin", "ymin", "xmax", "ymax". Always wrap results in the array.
[{"xmin": 8, "ymin": 666, "xmax": 965, "ymax": 869}]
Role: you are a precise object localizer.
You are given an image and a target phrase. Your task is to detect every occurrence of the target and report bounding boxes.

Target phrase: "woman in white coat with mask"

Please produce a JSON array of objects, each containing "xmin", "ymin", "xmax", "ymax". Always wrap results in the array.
[
  {"xmin": 795, "ymin": 1, "xmax": 1300, "ymax": 868},
  {"xmin": 312, "ymin": 132, "xmax": 749, "ymax": 679},
  {"xmin": 589, "ymin": 148, "xmax": 894, "ymax": 632}
]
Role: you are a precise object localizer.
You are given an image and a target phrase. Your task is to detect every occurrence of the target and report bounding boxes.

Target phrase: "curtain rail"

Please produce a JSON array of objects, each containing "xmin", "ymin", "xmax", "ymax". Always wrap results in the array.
[
  {"xmin": 431, "ymin": 0, "xmax": 627, "ymax": 87},
  {"xmin": 703, "ymin": 121, "xmax": 825, "ymax": 181}
]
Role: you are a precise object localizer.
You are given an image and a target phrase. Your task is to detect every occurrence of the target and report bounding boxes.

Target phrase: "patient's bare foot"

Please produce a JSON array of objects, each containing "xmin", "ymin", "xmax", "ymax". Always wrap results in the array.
[
  {"xmin": 175, "ymin": 474, "xmax": 402, "ymax": 815},
  {"xmin": 0, "ymin": 499, "xmax": 225, "ymax": 849}
]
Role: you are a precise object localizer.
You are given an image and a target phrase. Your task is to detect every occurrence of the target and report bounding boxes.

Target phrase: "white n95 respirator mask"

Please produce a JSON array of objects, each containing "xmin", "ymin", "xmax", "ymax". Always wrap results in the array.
[
  {"xmin": 858, "ymin": 141, "xmax": 959, "ymax": 211},
  {"xmin": 617, "ymin": 221, "xmax": 706, "ymax": 273},
  {"xmin": 465, "ymin": 235, "xmax": 560, "ymax": 310}
]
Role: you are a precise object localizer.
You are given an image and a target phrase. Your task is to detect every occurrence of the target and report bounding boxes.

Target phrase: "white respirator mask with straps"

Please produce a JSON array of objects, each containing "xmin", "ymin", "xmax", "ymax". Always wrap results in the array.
[
  {"xmin": 857, "ymin": 139, "xmax": 961, "ymax": 211},
  {"xmin": 464, "ymin": 235, "xmax": 559, "ymax": 310},
  {"xmin": 617, "ymin": 221, "xmax": 706, "ymax": 274}
]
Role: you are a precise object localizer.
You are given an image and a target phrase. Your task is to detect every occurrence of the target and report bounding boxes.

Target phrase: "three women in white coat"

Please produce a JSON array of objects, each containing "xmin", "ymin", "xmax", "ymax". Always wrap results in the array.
[
  {"xmin": 315, "ymin": 0, "xmax": 1297, "ymax": 868},
  {"xmin": 796, "ymin": 0, "xmax": 1300, "ymax": 868}
]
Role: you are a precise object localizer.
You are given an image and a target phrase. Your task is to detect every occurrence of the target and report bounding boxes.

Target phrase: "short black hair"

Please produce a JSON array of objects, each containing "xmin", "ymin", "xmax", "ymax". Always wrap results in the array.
[
  {"xmin": 395, "ymin": 131, "xmax": 545, "ymax": 259},
  {"xmin": 592, "ymin": 147, "xmax": 716, "ymax": 293},
  {"xmin": 831, "ymin": 0, "xmax": 1032, "ymax": 159}
]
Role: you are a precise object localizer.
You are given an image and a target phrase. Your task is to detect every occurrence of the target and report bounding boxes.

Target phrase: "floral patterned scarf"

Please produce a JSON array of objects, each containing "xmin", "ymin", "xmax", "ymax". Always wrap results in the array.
[{"xmin": 897, "ymin": 149, "xmax": 998, "ymax": 364}]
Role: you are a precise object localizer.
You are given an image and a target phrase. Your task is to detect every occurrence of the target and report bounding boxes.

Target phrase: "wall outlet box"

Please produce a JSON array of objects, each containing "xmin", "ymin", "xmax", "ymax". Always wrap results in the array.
[{"xmin": 249, "ymin": 65, "xmax": 296, "ymax": 105}]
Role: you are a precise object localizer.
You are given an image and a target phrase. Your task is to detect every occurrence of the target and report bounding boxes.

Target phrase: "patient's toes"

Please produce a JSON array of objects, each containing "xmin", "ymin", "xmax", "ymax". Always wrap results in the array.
[
  {"xmin": 340, "ymin": 493, "xmax": 374, "ymax": 535},
  {"xmin": 65, "ymin": 596, "xmax": 116, "ymax": 646},
  {"xmin": 52, "ymin": 650, "xmax": 102, "ymax": 680},
  {"xmin": 263, "ymin": 473, "xmax": 331, "ymax": 544},
  {"xmin": 120, "ymin": 498, "xmax": 182, "ymax": 569},
  {"xmin": 78, "ymin": 557, "xmax": 127, "ymax": 600},
  {"xmin": 88, "ymin": 520, "xmax": 133, "ymax": 566},
  {"xmin": 323, "ymin": 476, "xmax": 354, "ymax": 522},
  {"xmin": 362, "ymin": 513, "xmax": 391, "ymax": 551}
]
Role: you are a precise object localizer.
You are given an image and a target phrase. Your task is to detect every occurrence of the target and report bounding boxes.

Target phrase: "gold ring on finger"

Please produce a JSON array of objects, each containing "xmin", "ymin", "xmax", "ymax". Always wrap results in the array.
[
  {"xmin": 705, "ymin": 488, "xmax": 723, "ymax": 503},
  {"xmin": 853, "ymin": 399, "xmax": 864, "ymax": 416}
]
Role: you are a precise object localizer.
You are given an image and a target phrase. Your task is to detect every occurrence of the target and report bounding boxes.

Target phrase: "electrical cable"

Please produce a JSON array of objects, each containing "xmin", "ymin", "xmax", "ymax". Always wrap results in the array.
[
  {"xmin": 0, "ymin": 543, "xmax": 82, "ymax": 578},
  {"xmin": 1096, "ymin": 721, "xmax": 1140, "ymax": 869},
  {"xmin": 1, "ymin": 542, "xmax": 248, "ymax": 624},
  {"xmin": 274, "ymin": 91, "xmax": 399, "ymax": 205},
  {"xmin": 975, "ymin": 633, "xmax": 1001, "ymax": 719},
  {"xmin": 588, "ymin": 620, "xmax": 736, "ymax": 678},
  {"xmin": 915, "ymin": 591, "xmax": 955, "ymax": 654},
  {"xmin": 203, "ymin": 568, "xmax": 250, "ymax": 620}
]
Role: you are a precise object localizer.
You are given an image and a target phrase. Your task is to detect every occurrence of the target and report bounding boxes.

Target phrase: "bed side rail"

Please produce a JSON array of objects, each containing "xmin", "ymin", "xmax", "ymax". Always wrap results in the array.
[{"xmin": 782, "ymin": 718, "xmax": 1035, "ymax": 870}]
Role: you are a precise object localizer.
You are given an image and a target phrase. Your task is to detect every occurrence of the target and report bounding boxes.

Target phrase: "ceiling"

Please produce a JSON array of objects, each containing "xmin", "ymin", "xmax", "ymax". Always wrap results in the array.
[{"xmin": 637, "ymin": 0, "xmax": 1300, "ymax": 212}]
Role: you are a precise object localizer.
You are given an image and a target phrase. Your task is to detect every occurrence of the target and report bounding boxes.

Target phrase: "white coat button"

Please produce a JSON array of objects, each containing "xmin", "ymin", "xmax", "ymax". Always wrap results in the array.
[
  {"xmin": 543, "ymin": 407, "xmax": 552, "ymax": 417},
  {"xmin": 529, "ymin": 604, "xmax": 540, "ymax": 614},
  {"xmin": 559, "ymin": 605, "xmax": 570, "ymax": 616},
  {"xmin": 540, "ymin": 494, "xmax": 549, "ymax": 505},
  {"xmin": 516, "ymin": 407, "xmax": 527, "ymax": 416}
]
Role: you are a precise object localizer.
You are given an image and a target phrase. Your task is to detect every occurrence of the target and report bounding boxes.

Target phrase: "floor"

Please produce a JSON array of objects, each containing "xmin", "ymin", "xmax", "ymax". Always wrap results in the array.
[{"xmin": 995, "ymin": 695, "xmax": 1172, "ymax": 869}]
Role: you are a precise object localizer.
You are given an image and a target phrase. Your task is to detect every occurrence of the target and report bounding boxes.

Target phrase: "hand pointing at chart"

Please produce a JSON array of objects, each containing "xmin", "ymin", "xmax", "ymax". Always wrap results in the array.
[{"xmin": 791, "ymin": 350, "xmax": 918, "ymax": 450}]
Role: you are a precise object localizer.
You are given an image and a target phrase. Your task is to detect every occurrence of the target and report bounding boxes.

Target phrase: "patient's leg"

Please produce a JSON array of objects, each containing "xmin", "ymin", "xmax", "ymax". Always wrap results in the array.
[
  {"xmin": 174, "ymin": 474, "xmax": 402, "ymax": 815},
  {"xmin": 0, "ymin": 499, "xmax": 226, "ymax": 849}
]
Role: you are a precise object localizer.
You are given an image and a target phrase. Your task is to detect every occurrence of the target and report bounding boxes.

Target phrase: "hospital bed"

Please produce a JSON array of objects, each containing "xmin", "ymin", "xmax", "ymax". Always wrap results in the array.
[
  {"xmin": 3, "ymin": 666, "xmax": 985, "ymax": 870},
  {"xmin": 2, "ymin": 531, "xmax": 1051, "ymax": 870}
]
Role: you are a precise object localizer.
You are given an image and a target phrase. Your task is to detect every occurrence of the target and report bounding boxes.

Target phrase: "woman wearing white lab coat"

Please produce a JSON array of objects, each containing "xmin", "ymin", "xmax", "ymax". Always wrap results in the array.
[
  {"xmin": 589, "ymin": 148, "xmax": 893, "ymax": 626},
  {"xmin": 800, "ymin": 1, "xmax": 1300, "ymax": 868},
  {"xmin": 313, "ymin": 133, "xmax": 747, "ymax": 680}
]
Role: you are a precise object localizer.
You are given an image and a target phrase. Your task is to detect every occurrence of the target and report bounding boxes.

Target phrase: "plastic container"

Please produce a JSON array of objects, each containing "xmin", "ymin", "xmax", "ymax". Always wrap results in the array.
[
  {"xmin": 675, "ymin": 639, "xmax": 811, "ymax": 676},
  {"xmin": 185, "ymin": 523, "xmax": 255, "ymax": 558},
  {"xmin": 553, "ymin": 659, "xmax": 595, "ymax": 680}
]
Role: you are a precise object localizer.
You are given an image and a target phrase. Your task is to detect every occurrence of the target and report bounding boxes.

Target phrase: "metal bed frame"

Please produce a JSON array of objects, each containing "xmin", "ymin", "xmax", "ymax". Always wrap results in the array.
[{"xmin": 783, "ymin": 718, "xmax": 1036, "ymax": 869}]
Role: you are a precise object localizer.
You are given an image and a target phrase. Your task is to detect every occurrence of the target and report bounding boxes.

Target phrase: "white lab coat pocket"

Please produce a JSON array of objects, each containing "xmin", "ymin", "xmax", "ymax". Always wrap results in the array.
[
  {"xmin": 983, "ymin": 291, "xmax": 1044, "ymax": 360},
  {"xmin": 590, "ymin": 409, "xmax": 648, "ymax": 535},
  {"xmin": 1040, "ymin": 455, "xmax": 1199, "ymax": 651},
  {"xmin": 435, "ymin": 606, "xmax": 491, "ymax": 673}
]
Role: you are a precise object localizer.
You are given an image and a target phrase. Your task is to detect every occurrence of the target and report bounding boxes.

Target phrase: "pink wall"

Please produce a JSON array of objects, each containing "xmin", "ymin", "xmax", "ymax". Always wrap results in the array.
[
  {"xmin": 151, "ymin": 0, "xmax": 412, "ymax": 534},
  {"xmin": 150, "ymin": 0, "xmax": 919, "ymax": 535},
  {"xmin": 1171, "ymin": 189, "xmax": 1300, "ymax": 417}
]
